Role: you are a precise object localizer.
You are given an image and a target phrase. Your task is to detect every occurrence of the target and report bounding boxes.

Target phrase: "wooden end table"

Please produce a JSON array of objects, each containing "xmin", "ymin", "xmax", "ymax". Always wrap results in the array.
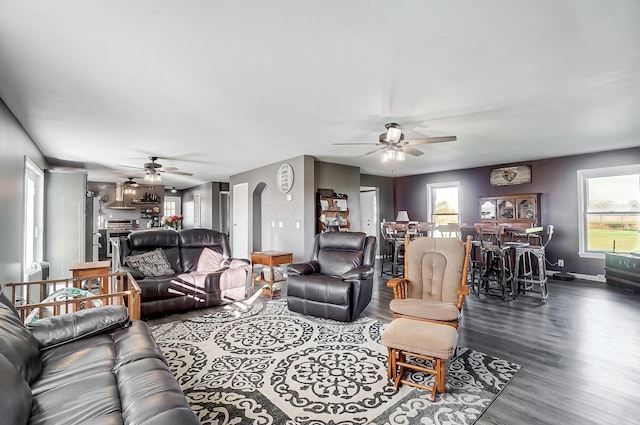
[
  {"xmin": 70, "ymin": 260, "xmax": 112, "ymax": 294},
  {"xmin": 250, "ymin": 251, "xmax": 293, "ymax": 298}
]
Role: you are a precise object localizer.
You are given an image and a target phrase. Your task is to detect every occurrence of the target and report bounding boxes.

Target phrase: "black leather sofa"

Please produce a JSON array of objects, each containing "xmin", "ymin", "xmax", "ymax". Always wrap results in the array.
[
  {"xmin": 0, "ymin": 293, "xmax": 200, "ymax": 425},
  {"xmin": 118, "ymin": 228, "xmax": 249, "ymax": 318},
  {"xmin": 286, "ymin": 232, "xmax": 377, "ymax": 321}
]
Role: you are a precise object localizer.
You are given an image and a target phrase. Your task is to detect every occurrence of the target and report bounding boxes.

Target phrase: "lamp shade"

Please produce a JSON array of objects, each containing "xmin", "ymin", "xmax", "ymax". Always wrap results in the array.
[{"xmin": 396, "ymin": 210, "xmax": 410, "ymax": 222}]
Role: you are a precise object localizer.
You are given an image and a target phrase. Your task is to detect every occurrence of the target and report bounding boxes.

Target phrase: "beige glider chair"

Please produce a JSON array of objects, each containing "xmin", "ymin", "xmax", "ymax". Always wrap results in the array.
[{"xmin": 387, "ymin": 235, "xmax": 472, "ymax": 328}]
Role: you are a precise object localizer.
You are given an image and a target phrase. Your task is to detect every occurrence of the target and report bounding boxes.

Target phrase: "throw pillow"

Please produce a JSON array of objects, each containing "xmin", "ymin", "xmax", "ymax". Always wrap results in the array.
[
  {"xmin": 125, "ymin": 248, "xmax": 175, "ymax": 277},
  {"xmin": 196, "ymin": 247, "xmax": 224, "ymax": 272}
]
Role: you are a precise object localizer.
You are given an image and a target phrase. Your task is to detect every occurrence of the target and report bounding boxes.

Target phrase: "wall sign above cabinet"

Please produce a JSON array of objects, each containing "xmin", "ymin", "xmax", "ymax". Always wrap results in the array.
[
  {"xmin": 276, "ymin": 163, "xmax": 294, "ymax": 193},
  {"xmin": 490, "ymin": 165, "xmax": 531, "ymax": 186}
]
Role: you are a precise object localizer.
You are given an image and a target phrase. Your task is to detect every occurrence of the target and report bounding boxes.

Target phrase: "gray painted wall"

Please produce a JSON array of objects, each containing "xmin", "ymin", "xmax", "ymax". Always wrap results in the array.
[
  {"xmin": 0, "ymin": 99, "xmax": 48, "ymax": 284},
  {"xmin": 181, "ymin": 182, "xmax": 228, "ymax": 231},
  {"xmin": 394, "ymin": 147, "xmax": 640, "ymax": 277},
  {"xmin": 230, "ymin": 155, "xmax": 315, "ymax": 262},
  {"xmin": 361, "ymin": 174, "xmax": 394, "ymax": 255},
  {"xmin": 182, "ymin": 182, "xmax": 214, "ymax": 229},
  {"xmin": 361, "ymin": 174, "xmax": 394, "ymax": 222}
]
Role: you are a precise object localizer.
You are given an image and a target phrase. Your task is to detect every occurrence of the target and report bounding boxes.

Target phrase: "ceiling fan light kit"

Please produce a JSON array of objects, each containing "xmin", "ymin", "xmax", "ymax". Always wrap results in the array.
[
  {"xmin": 381, "ymin": 148, "xmax": 405, "ymax": 162},
  {"xmin": 144, "ymin": 169, "xmax": 162, "ymax": 183}
]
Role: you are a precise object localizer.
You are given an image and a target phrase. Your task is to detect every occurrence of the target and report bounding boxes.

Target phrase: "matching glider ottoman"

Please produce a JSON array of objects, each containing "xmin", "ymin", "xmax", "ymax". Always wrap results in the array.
[{"xmin": 382, "ymin": 318, "xmax": 459, "ymax": 401}]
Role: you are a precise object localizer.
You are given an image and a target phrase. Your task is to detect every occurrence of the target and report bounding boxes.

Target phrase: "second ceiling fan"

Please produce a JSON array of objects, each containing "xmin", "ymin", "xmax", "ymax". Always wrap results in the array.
[
  {"xmin": 120, "ymin": 156, "xmax": 194, "ymax": 183},
  {"xmin": 334, "ymin": 123, "xmax": 456, "ymax": 161}
]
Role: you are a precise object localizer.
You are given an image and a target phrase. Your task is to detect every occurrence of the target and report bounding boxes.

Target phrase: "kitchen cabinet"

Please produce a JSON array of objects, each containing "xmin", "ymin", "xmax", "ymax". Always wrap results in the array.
[
  {"xmin": 130, "ymin": 189, "xmax": 163, "ymax": 227},
  {"xmin": 478, "ymin": 193, "xmax": 540, "ymax": 226},
  {"xmin": 317, "ymin": 190, "xmax": 350, "ymax": 233}
]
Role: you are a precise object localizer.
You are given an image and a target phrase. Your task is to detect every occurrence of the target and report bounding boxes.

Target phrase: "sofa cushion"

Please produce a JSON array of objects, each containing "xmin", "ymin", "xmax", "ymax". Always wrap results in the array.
[
  {"xmin": 126, "ymin": 248, "xmax": 175, "ymax": 277},
  {"xmin": 0, "ymin": 293, "xmax": 42, "ymax": 384},
  {"xmin": 0, "ymin": 353, "xmax": 32, "ymax": 425},
  {"xmin": 127, "ymin": 230, "xmax": 183, "ymax": 272},
  {"xmin": 29, "ymin": 370, "xmax": 122, "ymax": 425}
]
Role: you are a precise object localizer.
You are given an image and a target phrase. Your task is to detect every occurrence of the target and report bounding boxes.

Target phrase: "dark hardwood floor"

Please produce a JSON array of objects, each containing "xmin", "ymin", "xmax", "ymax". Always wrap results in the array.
[{"xmin": 147, "ymin": 264, "xmax": 640, "ymax": 425}]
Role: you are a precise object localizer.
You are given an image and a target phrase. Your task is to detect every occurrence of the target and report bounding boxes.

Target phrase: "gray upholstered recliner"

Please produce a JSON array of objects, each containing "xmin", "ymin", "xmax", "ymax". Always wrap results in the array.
[{"xmin": 286, "ymin": 232, "xmax": 377, "ymax": 322}]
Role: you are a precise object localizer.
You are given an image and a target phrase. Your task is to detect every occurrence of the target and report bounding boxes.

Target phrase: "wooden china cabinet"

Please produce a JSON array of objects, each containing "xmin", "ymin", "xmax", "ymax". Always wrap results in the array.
[
  {"xmin": 316, "ymin": 190, "xmax": 350, "ymax": 234},
  {"xmin": 478, "ymin": 193, "xmax": 541, "ymax": 226}
]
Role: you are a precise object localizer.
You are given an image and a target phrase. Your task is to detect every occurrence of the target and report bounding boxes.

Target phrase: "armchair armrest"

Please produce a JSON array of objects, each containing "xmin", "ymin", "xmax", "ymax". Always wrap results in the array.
[
  {"xmin": 27, "ymin": 306, "xmax": 130, "ymax": 350},
  {"xmin": 457, "ymin": 284, "xmax": 470, "ymax": 296},
  {"xmin": 386, "ymin": 278, "xmax": 409, "ymax": 299},
  {"xmin": 342, "ymin": 265, "xmax": 374, "ymax": 280},
  {"xmin": 287, "ymin": 261, "xmax": 320, "ymax": 276},
  {"xmin": 228, "ymin": 258, "xmax": 250, "ymax": 269},
  {"xmin": 118, "ymin": 265, "xmax": 144, "ymax": 280}
]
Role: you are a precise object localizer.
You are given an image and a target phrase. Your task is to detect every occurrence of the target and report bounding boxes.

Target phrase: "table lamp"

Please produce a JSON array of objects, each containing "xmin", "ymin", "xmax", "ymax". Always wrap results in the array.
[{"xmin": 395, "ymin": 210, "xmax": 410, "ymax": 222}]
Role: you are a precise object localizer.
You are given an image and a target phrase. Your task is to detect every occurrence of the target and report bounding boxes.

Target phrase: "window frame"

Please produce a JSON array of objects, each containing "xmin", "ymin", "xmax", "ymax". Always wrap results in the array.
[
  {"xmin": 426, "ymin": 181, "xmax": 461, "ymax": 228},
  {"xmin": 577, "ymin": 164, "xmax": 640, "ymax": 259},
  {"xmin": 23, "ymin": 157, "xmax": 44, "ymax": 279},
  {"xmin": 164, "ymin": 195, "xmax": 181, "ymax": 217}
]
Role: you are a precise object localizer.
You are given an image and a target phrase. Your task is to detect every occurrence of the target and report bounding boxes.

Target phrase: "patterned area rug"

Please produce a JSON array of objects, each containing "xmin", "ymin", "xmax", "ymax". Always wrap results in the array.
[{"xmin": 150, "ymin": 300, "xmax": 520, "ymax": 425}]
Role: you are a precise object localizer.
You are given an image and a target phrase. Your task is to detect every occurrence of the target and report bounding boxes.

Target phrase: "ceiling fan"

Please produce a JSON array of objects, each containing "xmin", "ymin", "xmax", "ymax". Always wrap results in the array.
[
  {"xmin": 333, "ymin": 123, "xmax": 457, "ymax": 161},
  {"xmin": 119, "ymin": 156, "xmax": 194, "ymax": 182},
  {"xmin": 122, "ymin": 177, "xmax": 139, "ymax": 194},
  {"xmin": 123, "ymin": 177, "xmax": 140, "ymax": 187}
]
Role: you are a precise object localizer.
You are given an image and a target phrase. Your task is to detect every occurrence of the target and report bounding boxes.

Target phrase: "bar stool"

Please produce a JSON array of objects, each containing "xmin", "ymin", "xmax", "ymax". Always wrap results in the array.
[
  {"xmin": 514, "ymin": 225, "xmax": 554, "ymax": 302},
  {"xmin": 471, "ymin": 224, "xmax": 515, "ymax": 300},
  {"xmin": 478, "ymin": 240, "xmax": 515, "ymax": 300}
]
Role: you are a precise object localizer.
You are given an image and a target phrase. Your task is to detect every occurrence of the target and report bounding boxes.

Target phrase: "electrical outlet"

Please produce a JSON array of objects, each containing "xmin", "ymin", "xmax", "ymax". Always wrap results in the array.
[{"xmin": 558, "ymin": 259, "xmax": 565, "ymax": 267}]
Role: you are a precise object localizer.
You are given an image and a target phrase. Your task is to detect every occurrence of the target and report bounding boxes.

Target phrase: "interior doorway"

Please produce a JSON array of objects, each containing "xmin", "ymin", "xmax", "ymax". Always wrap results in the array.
[
  {"xmin": 360, "ymin": 186, "xmax": 379, "ymax": 241},
  {"xmin": 232, "ymin": 182, "xmax": 249, "ymax": 258}
]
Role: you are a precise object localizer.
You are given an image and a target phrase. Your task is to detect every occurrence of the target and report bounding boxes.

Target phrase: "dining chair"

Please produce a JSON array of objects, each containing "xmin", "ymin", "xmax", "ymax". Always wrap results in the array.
[{"xmin": 437, "ymin": 223, "xmax": 461, "ymax": 238}]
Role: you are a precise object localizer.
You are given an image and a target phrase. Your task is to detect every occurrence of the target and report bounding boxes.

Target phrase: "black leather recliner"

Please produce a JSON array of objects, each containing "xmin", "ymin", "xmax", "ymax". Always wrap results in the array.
[{"xmin": 286, "ymin": 232, "xmax": 377, "ymax": 322}]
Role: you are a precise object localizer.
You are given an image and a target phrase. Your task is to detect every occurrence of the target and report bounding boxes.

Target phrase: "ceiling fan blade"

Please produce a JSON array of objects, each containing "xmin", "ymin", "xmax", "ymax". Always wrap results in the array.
[
  {"xmin": 405, "ymin": 136, "xmax": 457, "ymax": 145},
  {"xmin": 403, "ymin": 146, "xmax": 424, "ymax": 157},
  {"xmin": 363, "ymin": 149, "xmax": 382, "ymax": 156},
  {"xmin": 159, "ymin": 169, "xmax": 193, "ymax": 176},
  {"xmin": 117, "ymin": 164, "xmax": 145, "ymax": 170},
  {"xmin": 333, "ymin": 142, "xmax": 380, "ymax": 146}
]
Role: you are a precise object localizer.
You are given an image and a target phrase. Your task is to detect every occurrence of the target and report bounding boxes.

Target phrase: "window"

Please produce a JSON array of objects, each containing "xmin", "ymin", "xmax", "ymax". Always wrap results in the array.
[
  {"xmin": 577, "ymin": 165, "xmax": 640, "ymax": 258},
  {"xmin": 164, "ymin": 196, "xmax": 181, "ymax": 217},
  {"xmin": 427, "ymin": 182, "xmax": 460, "ymax": 236},
  {"xmin": 23, "ymin": 157, "xmax": 44, "ymax": 280}
]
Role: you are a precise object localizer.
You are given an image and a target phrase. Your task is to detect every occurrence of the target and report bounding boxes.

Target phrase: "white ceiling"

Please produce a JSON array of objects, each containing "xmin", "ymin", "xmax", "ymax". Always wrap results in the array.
[{"xmin": 1, "ymin": 1, "xmax": 639, "ymax": 188}]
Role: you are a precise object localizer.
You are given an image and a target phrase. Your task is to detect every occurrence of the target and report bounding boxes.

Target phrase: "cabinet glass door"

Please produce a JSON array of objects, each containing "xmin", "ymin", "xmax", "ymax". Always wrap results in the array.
[
  {"xmin": 480, "ymin": 200, "xmax": 497, "ymax": 219},
  {"xmin": 517, "ymin": 197, "xmax": 536, "ymax": 221},
  {"xmin": 497, "ymin": 199, "xmax": 514, "ymax": 219}
]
